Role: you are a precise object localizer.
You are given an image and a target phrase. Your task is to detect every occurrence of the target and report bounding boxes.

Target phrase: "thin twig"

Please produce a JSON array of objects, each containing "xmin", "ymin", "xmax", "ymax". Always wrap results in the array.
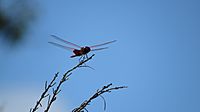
[
  {"xmin": 30, "ymin": 72, "xmax": 59, "ymax": 112},
  {"xmin": 72, "ymin": 83, "xmax": 128, "ymax": 112}
]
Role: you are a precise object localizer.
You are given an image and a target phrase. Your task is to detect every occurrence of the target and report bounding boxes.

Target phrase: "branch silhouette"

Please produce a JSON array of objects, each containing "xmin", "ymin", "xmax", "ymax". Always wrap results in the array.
[
  {"xmin": 30, "ymin": 54, "xmax": 95, "ymax": 112},
  {"xmin": 30, "ymin": 53, "xmax": 127, "ymax": 112},
  {"xmin": 72, "ymin": 83, "xmax": 128, "ymax": 112},
  {"xmin": 30, "ymin": 72, "xmax": 58, "ymax": 112}
]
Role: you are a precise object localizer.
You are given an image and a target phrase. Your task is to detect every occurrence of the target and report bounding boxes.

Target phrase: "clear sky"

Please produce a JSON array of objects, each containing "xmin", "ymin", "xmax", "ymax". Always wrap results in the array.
[{"xmin": 0, "ymin": 0, "xmax": 200, "ymax": 112}]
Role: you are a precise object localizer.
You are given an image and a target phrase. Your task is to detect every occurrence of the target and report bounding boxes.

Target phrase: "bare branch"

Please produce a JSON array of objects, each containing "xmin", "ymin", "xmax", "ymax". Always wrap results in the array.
[
  {"xmin": 30, "ymin": 54, "xmax": 127, "ymax": 112},
  {"xmin": 72, "ymin": 83, "xmax": 127, "ymax": 112},
  {"xmin": 30, "ymin": 72, "xmax": 58, "ymax": 112},
  {"xmin": 43, "ymin": 54, "xmax": 95, "ymax": 112}
]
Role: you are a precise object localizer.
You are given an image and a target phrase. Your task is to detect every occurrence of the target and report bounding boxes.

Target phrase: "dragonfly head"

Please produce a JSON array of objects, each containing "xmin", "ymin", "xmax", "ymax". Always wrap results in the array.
[{"xmin": 83, "ymin": 46, "xmax": 91, "ymax": 54}]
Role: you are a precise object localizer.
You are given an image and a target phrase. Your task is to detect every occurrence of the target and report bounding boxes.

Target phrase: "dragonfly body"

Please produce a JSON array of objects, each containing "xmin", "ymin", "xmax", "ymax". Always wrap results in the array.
[
  {"xmin": 71, "ymin": 46, "xmax": 91, "ymax": 58},
  {"xmin": 49, "ymin": 35, "xmax": 116, "ymax": 59}
]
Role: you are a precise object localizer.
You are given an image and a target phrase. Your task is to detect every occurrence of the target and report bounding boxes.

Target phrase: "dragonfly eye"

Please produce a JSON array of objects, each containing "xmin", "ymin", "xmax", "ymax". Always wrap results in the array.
[{"xmin": 85, "ymin": 46, "xmax": 91, "ymax": 52}]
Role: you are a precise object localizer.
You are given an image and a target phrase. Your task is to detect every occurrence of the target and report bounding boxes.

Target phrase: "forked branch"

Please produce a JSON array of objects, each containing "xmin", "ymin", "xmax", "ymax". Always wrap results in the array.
[
  {"xmin": 72, "ymin": 83, "xmax": 128, "ymax": 112},
  {"xmin": 44, "ymin": 54, "xmax": 95, "ymax": 112},
  {"xmin": 30, "ymin": 54, "xmax": 95, "ymax": 112},
  {"xmin": 30, "ymin": 72, "xmax": 58, "ymax": 112}
]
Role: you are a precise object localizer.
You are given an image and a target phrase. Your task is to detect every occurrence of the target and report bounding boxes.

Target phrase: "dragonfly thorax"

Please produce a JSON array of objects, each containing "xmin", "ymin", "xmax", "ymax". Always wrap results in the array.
[
  {"xmin": 72, "ymin": 46, "xmax": 91, "ymax": 57},
  {"xmin": 82, "ymin": 46, "xmax": 91, "ymax": 54}
]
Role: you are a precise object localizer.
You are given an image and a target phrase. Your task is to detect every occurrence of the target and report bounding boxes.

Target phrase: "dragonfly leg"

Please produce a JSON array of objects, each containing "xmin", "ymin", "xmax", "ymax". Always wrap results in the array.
[
  {"xmin": 85, "ymin": 54, "xmax": 88, "ymax": 59},
  {"xmin": 82, "ymin": 55, "xmax": 87, "ymax": 66},
  {"xmin": 78, "ymin": 55, "xmax": 95, "ymax": 70},
  {"xmin": 79, "ymin": 56, "xmax": 83, "ymax": 63},
  {"xmin": 79, "ymin": 55, "xmax": 87, "ymax": 63}
]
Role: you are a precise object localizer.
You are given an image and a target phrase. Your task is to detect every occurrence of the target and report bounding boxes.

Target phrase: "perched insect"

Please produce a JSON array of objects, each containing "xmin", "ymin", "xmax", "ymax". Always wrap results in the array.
[{"xmin": 49, "ymin": 35, "xmax": 116, "ymax": 61}]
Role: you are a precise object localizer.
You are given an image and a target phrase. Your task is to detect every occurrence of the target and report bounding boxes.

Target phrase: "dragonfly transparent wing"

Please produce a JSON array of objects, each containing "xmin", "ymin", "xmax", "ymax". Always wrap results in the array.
[
  {"xmin": 51, "ymin": 35, "xmax": 82, "ymax": 48},
  {"xmin": 48, "ymin": 42, "xmax": 75, "ymax": 51},
  {"xmin": 91, "ymin": 47, "xmax": 109, "ymax": 51},
  {"xmin": 89, "ymin": 40, "xmax": 117, "ymax": 48}
]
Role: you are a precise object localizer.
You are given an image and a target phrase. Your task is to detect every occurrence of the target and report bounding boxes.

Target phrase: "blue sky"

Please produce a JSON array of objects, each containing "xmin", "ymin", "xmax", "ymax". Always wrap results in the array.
[{"xmin": 0, "ymin": 0, "xmax": 200, "ymax": 112}]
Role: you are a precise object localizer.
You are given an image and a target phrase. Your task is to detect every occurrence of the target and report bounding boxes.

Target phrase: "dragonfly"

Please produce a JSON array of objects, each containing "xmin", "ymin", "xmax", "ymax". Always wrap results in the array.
[{"xmin": 49, "ymin": 35, "xmax": 116, "ymax": 61}]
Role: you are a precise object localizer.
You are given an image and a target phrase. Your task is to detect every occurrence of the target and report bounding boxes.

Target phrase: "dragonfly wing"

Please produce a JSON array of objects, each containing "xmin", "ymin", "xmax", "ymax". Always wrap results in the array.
[
  {"xmin": 91, "ymin": 47, "xmax": 109, "ymax": 51},
  {"xmin": 51, "ymin": 35, "xmax": 82, "ymax": 48},
  {"xmin": 48, "ymin": 42, "xmax": 75, "ymax": 51},
  {"xmin": 89, "ymin": 40, "xmax": 117, "ymax": 48}
]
